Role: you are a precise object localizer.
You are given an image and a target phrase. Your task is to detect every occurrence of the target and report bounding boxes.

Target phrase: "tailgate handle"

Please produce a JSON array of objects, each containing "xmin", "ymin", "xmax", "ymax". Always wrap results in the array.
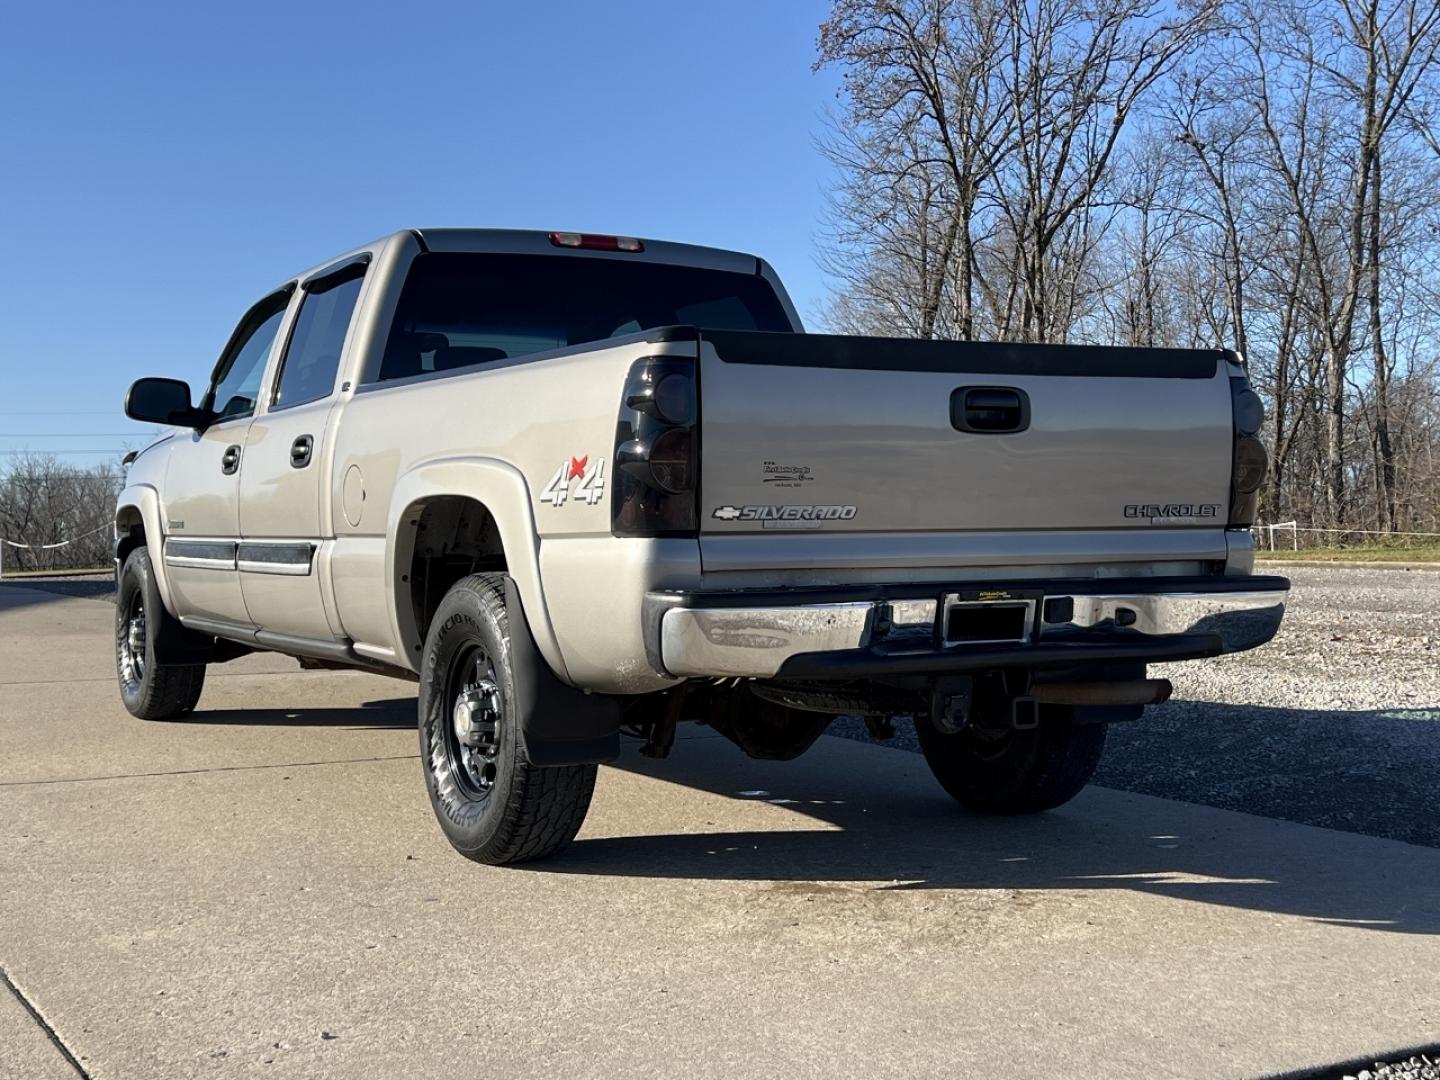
[{"xmin": 953, "ymin": 386, "xmax": 1030, "ymax": 434}]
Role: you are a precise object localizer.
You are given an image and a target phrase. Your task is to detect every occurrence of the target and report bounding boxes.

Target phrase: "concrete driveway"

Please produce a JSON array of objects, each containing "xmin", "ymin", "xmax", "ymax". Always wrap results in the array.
[{"xmin": 1, "ymin": 584, "xmax": 1437, "ymax": 1080}]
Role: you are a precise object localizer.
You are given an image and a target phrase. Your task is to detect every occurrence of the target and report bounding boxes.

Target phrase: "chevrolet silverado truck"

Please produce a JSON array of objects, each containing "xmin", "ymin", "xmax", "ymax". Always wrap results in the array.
[{"xmin": 115, "ymin": 228, "xmax": 1287, "ymax": 864}]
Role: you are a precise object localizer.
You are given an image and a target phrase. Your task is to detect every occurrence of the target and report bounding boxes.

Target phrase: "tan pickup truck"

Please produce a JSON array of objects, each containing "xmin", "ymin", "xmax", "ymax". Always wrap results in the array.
[{"xmin": 115, "ymin": 228, "xmax": 1287, "ymax": 864}]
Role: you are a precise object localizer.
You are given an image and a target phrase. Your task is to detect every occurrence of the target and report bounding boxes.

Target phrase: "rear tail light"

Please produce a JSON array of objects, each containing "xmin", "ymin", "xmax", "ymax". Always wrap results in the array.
[
  {"xmin": 1228, "ymin": 376, "xmax": 1269, "ymax": 527},
  {"xmin": 649, "ymin": 373, "xmax": 694, "ymax": 425},
  {"xmin": 612, "ymin": 357, "xmax": 697, "ymax": 536},
  {"xmin": 1232, "ymin": 386, "xmax": 1264, "ymax": 436},
  {"xmin": 548, "ymin": 231, "xmax": 645, "ymax": 253},
  {"xmin": 647, "ymin": 428, "xmax": 694, "ymax": 493},
  {"xmin": 1233, "ymin": 437, "xmax": 1268, "ymax": 494}
]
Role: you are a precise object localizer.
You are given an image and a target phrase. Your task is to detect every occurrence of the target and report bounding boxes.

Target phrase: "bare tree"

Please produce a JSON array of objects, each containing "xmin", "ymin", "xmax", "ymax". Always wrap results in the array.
[
  {"xmin": 0, "ymin": 455, "xmax": 123, "ymax": 573},
  {"xmin": 818, "ymin": 0, "xmax": 1440, "ymax": 537},
  {"xmin": 819, "ymin": 0, "xmax": 1220, "ymax": 343},
  {"xmin": 991, "ymin": 0, "xmax": 1220, "ymax": 341},
  {"xmin": 818, "ymin": 0, "xmax": 1014, "ymax": 338},
  {"xmin": 1234, "ymin": 0, "xmax": 1440, "ymax": 523}
]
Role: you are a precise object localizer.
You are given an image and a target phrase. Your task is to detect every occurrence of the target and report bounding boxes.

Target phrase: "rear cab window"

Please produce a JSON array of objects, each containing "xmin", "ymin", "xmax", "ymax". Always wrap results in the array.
[{"xmin": 372, "ymin": 253, "xmax": 792, "ymax": 383}]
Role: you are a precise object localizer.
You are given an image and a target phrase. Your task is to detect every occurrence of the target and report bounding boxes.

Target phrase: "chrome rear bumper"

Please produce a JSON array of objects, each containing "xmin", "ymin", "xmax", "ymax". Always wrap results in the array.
[{"xmin": 652, "ymin": 577, "xmax": 1288, "ymax": 679}]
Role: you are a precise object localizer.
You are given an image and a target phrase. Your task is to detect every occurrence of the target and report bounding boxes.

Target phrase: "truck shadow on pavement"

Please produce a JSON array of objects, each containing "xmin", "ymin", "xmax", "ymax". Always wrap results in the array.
[
  {"xmin": 545, "ymin": 734, "xmax": 1440, "ymax": 936},
  {"xmin": 0, "ymin": 579, "xmax": 114, "ymax": 613},
  {"xmin": 175, "ymin": 697, "xmax": 415, "ymax": 730}
]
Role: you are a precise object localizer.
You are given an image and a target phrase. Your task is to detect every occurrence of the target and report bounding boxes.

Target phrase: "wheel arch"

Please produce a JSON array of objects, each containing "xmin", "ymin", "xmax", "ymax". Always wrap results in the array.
[
  {"xmin": 114, "ymin": 484, "xmax": 177, "ymax": 616},
  {"xmin": 384, "ymin": 457, "xmax": 570, "ymax": 683}
]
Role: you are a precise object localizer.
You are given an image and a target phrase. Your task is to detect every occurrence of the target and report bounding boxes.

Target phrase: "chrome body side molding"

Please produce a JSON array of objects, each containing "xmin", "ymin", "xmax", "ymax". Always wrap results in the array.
[
  {"xmin": 236, "ymin": 541, "xmax": 315, "ymax": 576},
  {"xmin": 164, "ymin": 538, "xmax": 315, "ymax": 576},
  {"xmin": 163, "ymin": 539, "xmax": 236, "ymax": 571}
]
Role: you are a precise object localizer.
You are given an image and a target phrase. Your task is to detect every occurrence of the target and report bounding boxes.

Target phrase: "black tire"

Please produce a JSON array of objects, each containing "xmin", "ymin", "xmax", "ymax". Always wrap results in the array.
[
  {"xmin": 418, "ymin": 573, "xmax": 597, "ymax": 865},
  {"xmin": 915, "ymin": 704, "xmax": 1106, "ymax": 815},
  {"xmin": 115, "ymin": 548, "xmax": 206, "ymax": 720}
]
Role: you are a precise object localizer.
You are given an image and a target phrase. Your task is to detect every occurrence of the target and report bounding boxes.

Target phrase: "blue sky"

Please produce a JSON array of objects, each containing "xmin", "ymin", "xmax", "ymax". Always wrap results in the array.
[{"xmin": 0, "ymin": 1, "xmax": 840, "ymax": 466}]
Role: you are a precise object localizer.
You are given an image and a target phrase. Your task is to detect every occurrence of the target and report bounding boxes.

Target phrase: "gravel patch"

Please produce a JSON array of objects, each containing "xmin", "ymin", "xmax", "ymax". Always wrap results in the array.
[
  {"xmin": 1279, "ymin": 1050, "xmax": 1440, "ymax": 1080},
  {"xmin": 1341, "ymin": 1056, "xmax": 1440, "ymax": 1080},
  {"xmin": 833, "ymin": 566, "xmax": 1440, "ymax": 848}
]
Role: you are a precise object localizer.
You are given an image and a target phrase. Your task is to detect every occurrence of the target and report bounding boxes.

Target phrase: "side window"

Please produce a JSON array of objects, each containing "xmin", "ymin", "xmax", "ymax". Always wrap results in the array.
[
  {"xmin": 207, "ymin": 291, "xmax": 291, "ymax": 422},
  {"xmin": 273, "ymin": 263, "xmax": 366, "ymax": 410}
]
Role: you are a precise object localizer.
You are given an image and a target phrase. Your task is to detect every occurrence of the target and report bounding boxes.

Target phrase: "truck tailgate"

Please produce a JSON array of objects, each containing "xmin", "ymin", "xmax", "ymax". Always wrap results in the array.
[{"xmin": 696, "ymin": 331, "xmax": 1236, "ymax": 568}]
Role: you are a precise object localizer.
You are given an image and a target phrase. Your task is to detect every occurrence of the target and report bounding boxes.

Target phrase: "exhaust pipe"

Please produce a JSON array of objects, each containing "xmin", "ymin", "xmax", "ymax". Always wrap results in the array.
[{"xmin": 1028, "ymin": 678, "xmax": 1173, "ymax": 707}]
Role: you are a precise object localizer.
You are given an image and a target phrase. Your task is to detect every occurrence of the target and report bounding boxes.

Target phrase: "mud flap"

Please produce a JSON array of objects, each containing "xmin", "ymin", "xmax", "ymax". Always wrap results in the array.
[{"xmin": 504, "ymin": 578, "xmax": 621, "ymax": 767}]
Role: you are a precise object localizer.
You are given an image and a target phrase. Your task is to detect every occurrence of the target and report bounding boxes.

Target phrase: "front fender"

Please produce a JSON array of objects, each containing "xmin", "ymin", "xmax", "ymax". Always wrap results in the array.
[
  {"xmin": 384, "ymin": 456, "xmax": 571, "ymax": 683},
  {"xmin": 114, "ymin": 484, "xmax": 175, "ymax": 616}
]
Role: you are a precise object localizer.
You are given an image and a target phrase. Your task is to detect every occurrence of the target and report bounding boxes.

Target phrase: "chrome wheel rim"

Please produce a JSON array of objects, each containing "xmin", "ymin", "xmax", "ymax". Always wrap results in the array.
[
  {"xmin": 119, "ymin": 593, "xmax": 146, "ymax": 685},
  {"xmin": 444, "ymin": 646, "xmax": 501, "ymax": 799}
]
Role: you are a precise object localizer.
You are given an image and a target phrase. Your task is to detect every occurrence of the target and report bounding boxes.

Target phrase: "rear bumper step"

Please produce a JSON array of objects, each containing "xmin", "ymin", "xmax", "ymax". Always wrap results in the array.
[{"xmin": 647, "ymin": 575, "xmax": 1288, "ymax": 680}]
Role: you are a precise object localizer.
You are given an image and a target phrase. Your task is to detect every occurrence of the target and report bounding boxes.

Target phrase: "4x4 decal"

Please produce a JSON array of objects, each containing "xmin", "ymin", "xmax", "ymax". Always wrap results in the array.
[{"xmin": 540, "ymin": 456, "xmax": 606, "ymax": 508}]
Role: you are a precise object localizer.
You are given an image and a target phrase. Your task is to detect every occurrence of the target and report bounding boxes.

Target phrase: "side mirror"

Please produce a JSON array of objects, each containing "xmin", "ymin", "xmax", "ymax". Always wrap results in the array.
[{"xmin": 125, "ymin": 377, "xmax": 206, "ymax": 429}]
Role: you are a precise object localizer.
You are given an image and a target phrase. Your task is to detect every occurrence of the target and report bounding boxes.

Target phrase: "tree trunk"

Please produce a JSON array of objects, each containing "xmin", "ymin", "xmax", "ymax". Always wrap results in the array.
[
  {"xmin": 1367, "ymin": 150, "xmax": 1397, "ymax": 530},
  {"xmin": 1325, "ymin": 348, "xmax": 1347, "ymax": 526}
]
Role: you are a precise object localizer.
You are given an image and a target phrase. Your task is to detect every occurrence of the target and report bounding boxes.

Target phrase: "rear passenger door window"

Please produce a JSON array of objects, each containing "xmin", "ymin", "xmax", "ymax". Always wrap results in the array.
[{"xmin": 272, "ymin": 262, "xmax": 366, "ymax": 409}]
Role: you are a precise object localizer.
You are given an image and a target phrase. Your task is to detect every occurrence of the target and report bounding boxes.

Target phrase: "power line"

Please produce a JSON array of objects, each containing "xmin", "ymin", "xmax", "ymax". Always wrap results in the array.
[
  {"xmin": 0, "ymin": 449, "xmax": 129, "ymax": 455},
  {"xmin": 0, "ymin": 433, "xmax": 161, "ymax": 438}
]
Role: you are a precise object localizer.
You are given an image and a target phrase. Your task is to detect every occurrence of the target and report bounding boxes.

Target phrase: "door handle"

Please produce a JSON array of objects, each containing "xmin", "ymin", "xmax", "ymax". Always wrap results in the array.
[
  {"xmin": 951, "ymin": 386, "xmax": 1030, "ymax": 434},
  {"xmin": 290, "ymin": 435, "xmax": 314, "ymax": 469},
  {"xmin": 221, "ymin": 444, "xmax": 241, "ymax": 475}
]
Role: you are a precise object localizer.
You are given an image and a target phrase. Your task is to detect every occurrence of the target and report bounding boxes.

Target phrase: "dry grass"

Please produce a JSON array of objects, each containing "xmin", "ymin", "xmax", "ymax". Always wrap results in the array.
[{"xmin": 1256, "ymin": 545, "xmax": 1440, "ymax": 563}]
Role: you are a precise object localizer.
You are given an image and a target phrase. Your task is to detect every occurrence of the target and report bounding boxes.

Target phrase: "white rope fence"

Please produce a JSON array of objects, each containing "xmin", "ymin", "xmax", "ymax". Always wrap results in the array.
[
  {"xmin": 1255, "ymin": 521, "xmax": 1440, "ymax": 551},
  {"xmin": 0, "ymin": 523, "xmax": 112, "ymax": 578}
]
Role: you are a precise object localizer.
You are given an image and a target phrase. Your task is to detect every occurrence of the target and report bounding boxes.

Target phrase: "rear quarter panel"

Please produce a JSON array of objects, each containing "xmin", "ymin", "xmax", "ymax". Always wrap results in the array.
[{"xmin": 329, "ymin": 337, "xmax": 702, "ymax": 689}]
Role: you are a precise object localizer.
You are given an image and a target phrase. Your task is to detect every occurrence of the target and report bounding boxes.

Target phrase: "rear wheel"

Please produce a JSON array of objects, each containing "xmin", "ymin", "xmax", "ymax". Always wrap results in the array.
[
  {"xmin": 418, "ymin": 574, "xmax": 597, "ymax": 865},
  {"xmin": 915, "ymin": 701, "xmax": 1106, "ymax": 814},
  {"xmin": 115, "ymin": 548, "xmax": 206, "ymax": 720}
]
